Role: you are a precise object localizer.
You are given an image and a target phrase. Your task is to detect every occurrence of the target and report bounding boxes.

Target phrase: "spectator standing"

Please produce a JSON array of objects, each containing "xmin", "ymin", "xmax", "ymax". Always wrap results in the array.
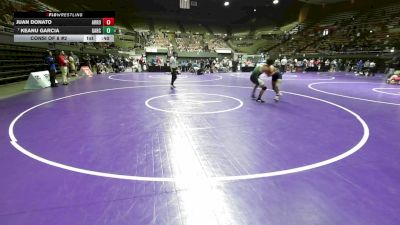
[
  {"xmin": 356, "ymin": 59, "xmax": 364, "ymax": 76},
  {"xmin": 169, "ymin": 52, "xmax": 179, "ymax": 89},
  {"xmin": 280, "ymin": 57, "xmax": 287, "ymax": 73},
  {"xmin": 83, "ymin": 54, "xmax": 91, "ymax": 70},
  {"xmin": 364, "ymin": 60, "xmax": 371, "ymax": 75},
  {"xmin": 57, "ymin": 51, "xmax": 69, "ymax": 85},
  {"xmin": 139, "ymin": 55, "xmax": 145, "ymax": 72},
  {"xmin": 369, "ymin": 61, "xmax": 376, "ymax": 76},
  {"xmin": 68, "ymin": 52, "xmax": 77, "ymax": 76},
  {"xmin": 45, "ymin": 51, "xmax": 57, "ymax": 87}
]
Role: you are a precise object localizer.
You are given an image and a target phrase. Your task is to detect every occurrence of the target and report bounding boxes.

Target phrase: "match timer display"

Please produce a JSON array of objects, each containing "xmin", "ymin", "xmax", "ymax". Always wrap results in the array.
[{"xmin": 13, "ymin": 12, "xmax": 115, "ymax": 42}]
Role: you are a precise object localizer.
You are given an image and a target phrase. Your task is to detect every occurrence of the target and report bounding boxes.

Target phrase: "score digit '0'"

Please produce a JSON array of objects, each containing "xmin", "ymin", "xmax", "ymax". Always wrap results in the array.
[
  {"xmin": 103, "ymin": 26, "xmax": 114, "ymax": 34},
  {"xmin": 102, "ymin": 18, "xmax": 115, "ymax": 26}
]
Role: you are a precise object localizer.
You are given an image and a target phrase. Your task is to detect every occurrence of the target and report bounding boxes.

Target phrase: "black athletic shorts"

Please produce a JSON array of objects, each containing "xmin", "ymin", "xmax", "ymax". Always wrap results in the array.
[
  {"xmin": 272, "ymin": 72, "xmax": 282, "ymax": 82},
  {"xmin": 250, "ymin": 75, "xmax": 265, "ymax": 86},
  {"xmin": 171, "ymin": 68, "xmax": 178, "ymax": 75},
  {"xmin": 250, "ymin": 75, "xmax": 259, "ymax": 85}
]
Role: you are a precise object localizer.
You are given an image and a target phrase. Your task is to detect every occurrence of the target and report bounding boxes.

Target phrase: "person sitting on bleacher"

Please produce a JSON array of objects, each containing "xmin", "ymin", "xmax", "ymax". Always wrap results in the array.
[{"xmin": 45, "ymin": 51, "xmax": 57, "ymax": 88}]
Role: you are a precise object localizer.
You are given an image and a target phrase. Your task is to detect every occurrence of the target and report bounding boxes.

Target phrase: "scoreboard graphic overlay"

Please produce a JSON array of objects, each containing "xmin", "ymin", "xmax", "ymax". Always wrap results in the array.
[{"xmin": 14, "ymin": 12, "xmax": 115, "ymax": 42}]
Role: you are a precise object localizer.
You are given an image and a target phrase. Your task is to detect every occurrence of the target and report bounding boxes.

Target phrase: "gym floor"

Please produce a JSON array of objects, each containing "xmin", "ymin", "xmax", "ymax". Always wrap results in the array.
[{"xmin": 0, "ymin": 71, "xmax": 399, "ymax": 225}]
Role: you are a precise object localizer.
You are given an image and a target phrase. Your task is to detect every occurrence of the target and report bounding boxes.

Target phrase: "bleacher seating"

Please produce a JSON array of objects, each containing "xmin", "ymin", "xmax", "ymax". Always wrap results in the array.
[
  {"xmin": 154, "ymin": 21, "xmax": 179, "ymax": 33},
  {"xmin": 206, "ymin": 36, "xmax": 229, "ymax": 50},
  {"xmin": 153, "ymin": 33, "xmax": 171, "ymax": 48},
  {"xmin": 131, "ymin": 19, "xmax": 150, "ymax": 31},
  {"xmin": 0, "ymin": 21, "xmax": 13, "ymax": 34},
  {"xmin": 209, "ymin": 26, "xmax": 227, "ymax": 35},
  {"xmin": 229, "ymin": 35, "xmax": 280, "ymax": 54},
  {"xmin": 300, "ymin": 2, "xmax": 400, "ymax": 54},
  {"xmin": 280, "ymin": 22, "xmax": 301, "ymax": 34},
  {"xmin": 183, "ymin": 23, "xmax": 208, "ymax": 34},
  {"xmin": 254, "ymin": 26, "xmax": 275, "ymax": 36},
  {"xmin": 319, "ymin": 11, "xmax": 359, "ymax": 26},
  {"xmin": 176, "ymin": 34, "xmax": 204, "ymax": 52},
  {"xmin": 269, "ymin": 9, "xmax": 360, "ymax": 56},
  {"xmin": 0, "ymin": 44, "xmax": 47, "ymax": 82}
]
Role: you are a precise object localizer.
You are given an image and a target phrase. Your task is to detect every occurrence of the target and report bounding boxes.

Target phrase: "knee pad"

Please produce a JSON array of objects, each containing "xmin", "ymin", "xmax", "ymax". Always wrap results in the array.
[{"xmin": 262, "ymin": 86, "xmax": 267, "ymax": 90}]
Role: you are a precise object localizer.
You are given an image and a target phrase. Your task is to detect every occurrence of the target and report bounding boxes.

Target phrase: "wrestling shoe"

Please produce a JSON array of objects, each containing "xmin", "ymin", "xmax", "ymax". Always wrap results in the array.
[{"xmin": 256, "ymin": 98, "xmax": 265, "ymax": 103}]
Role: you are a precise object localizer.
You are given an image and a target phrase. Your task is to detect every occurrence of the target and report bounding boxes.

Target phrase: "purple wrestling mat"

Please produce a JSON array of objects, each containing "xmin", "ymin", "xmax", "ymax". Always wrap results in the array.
[{"xmin": 0, "ymin": 72, "xmax": 399, "ymax": 225}]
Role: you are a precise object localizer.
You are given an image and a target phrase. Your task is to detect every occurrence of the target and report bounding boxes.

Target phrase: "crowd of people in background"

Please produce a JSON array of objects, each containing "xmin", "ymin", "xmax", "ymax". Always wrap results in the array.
[
  {"xmin": 178, "ymin": 57, "xmax": 238, "ymax": 74},
  {"xmin": 141, "ymin": 32, "xmax": 229, "ymax": 53},
  {"xmin": 44, "ymin": 50, "xmax": 145, "ymax": 87},
  {"xmin": 145, "ymin": 56, "xmax": 237, "ymax": 74},
  {"xmin": 176, "ymin": 34, "xmax": 204, "ymax": 52},
  {"xmin": 273, "ymin": 56, "xmax": 378, "ymax": 76},
  {"xmin": 44, "ymin": 49, "xmax": 400, "ymax": 84},
  {"xmin": 273, "ymin": 56, "xmax": 400, "ymax": 84}
]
